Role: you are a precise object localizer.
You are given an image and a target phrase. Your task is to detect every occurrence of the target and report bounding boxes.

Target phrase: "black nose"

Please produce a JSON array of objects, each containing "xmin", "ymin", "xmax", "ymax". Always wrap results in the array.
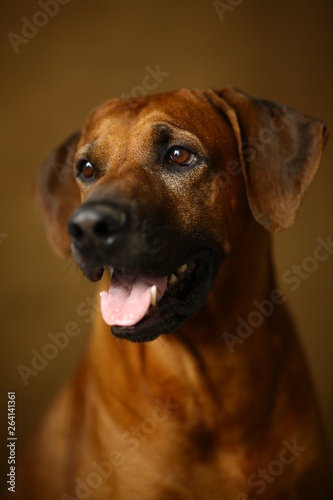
[{"xmin": 68, "ymin": 203, "xmax": 128, "ymax": 247}]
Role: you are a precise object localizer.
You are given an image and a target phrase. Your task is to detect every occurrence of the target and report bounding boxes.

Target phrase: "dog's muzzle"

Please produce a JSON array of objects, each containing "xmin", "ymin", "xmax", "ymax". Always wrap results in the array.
[{"xmin": 67, "ymin": 200, "xmax": 220, "ymax": 342}]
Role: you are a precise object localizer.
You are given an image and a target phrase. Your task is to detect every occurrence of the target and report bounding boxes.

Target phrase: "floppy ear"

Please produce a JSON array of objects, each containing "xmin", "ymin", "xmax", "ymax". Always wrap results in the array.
[
  {"xmin": 34, "ymin": 131, "xmax": 81, "ymax": 258},
  {"xmin": 206, "ymin": 87, "xmax": 328, "ymax": 231}
]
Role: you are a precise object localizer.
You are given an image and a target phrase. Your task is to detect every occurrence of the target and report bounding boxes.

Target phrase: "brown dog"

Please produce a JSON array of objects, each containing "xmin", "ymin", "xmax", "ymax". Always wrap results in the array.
[{"xmin": 15, "ymin": 88, "xmax": 331, "ymax": 499}]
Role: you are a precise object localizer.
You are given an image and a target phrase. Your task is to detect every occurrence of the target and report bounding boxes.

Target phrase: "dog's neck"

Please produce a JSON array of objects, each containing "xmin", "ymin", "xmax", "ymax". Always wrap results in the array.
[{"xmin": 207, "ymin": 219, "xmax": 276, "ymax": 330}]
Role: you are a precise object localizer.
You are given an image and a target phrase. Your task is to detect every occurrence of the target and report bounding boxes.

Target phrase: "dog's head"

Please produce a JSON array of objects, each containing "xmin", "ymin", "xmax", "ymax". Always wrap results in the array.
[{"xmin": 35, "ymin": 88, "xmax": 327, "ymax": 342}]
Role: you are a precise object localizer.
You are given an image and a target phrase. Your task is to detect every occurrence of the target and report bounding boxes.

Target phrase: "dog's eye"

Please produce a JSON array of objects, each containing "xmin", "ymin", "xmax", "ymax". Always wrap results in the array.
[
  {"xmin": 77, "ymin": 160, "xmax": 96, "ymax": 180},
  {"xmin": 167, "ymin": 147, "xmax": 196, "ymax": 166}
]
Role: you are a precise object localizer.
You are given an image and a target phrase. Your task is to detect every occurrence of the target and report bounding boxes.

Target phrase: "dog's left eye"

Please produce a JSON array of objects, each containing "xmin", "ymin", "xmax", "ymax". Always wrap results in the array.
[
  {"xmin": 76, "ymin": 160, "xmax": 96, "ymax": 180},
  {"xmin": 167, "ymin": 147, "xmax": 196, "ymax": 167}
]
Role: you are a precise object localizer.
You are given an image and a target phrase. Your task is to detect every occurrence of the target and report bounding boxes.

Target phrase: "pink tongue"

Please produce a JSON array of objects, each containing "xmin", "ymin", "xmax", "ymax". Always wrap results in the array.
[{"xmin": 100, "ymin": 270, "xmax": 168, "ymax": 327}]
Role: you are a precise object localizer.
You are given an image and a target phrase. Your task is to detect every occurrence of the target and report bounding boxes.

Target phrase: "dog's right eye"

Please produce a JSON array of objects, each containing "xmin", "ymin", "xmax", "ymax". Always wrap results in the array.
[{"xmin": 76, "ymin": 160, "xmax": 96, "ymax": 181}]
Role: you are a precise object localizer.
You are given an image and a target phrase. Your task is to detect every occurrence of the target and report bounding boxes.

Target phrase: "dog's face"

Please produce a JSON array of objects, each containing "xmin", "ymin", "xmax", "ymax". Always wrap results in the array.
[
  {"xmin": 67, "ymin": 89, "xmax": 243, "ymax": 342},
  {"xmin": 36, "ymin": 87, "xmax": 327, "ymax": 342}
]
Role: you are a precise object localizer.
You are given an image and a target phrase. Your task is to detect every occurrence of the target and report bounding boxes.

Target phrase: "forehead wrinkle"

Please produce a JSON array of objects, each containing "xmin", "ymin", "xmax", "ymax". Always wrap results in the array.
[
  {"xmin": 85, "ymin": 112, "xmax": 140, "ymax": 169},
  {"xmin": 76, "ymin": 140, "xmax": 96, "ymax": 159},
  {"xmin": 134, "ymin": 110, "xmax": 210, "ymax": 157},
  {"xmin": 136, "ymin": 98, "xmax": 217, "ymax": 139},
  {"xmin": 148, "ymin": 122, "xmax": 209, "ymax": 158}
]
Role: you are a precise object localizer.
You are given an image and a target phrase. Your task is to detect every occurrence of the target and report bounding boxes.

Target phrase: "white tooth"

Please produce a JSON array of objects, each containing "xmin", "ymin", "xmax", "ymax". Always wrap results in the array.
[
  {"xmin": 108, "ymin": 266, "xmax": 114, "ymax": 280},
  {"xmin": 168, "ymin": 274, "xmax": 178, "ymax": 285},
  {"xmin": 177, "ymin": 264, "xmax": 188, "ymax": 274},
  {"xmin": 151, "ymin": 285, "xmax": 157, "ymax": 307}
]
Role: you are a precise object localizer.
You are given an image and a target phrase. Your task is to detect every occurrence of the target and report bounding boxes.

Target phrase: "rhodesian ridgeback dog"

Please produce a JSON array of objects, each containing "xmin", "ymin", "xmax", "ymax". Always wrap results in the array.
[{"xmin": 15, "ymin": 88, "xmax": 331, "ymax": 499}]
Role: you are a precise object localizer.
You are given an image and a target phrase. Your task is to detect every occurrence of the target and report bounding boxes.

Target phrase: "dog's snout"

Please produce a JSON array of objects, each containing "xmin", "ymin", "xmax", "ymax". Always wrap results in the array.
[{"xmin": 68, "ymin": 203, "xmax": 128, "ymax": 246}]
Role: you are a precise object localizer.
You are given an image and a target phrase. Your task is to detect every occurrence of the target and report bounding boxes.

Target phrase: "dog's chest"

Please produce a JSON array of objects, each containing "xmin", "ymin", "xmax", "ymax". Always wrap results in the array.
[{"xmin": 88, "ymin": 413, "xmax": 246, "ymax": 499}]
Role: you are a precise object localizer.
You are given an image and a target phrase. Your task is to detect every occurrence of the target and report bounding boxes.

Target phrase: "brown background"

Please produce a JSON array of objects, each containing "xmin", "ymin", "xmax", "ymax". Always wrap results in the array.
[{"xmin": 1, "ymin": 0, "xmax": 332, "ymax": 479}]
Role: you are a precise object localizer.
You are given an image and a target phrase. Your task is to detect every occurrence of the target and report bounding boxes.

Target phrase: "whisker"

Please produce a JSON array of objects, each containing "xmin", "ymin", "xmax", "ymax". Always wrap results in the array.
[{"xmin": 63, "ymin": 256, "xmax": 75, "ymax": 276}]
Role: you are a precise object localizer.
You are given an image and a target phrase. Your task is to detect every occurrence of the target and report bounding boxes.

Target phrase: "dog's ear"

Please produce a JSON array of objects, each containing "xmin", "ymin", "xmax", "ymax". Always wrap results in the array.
[
  {"xmin": 35, "ymin": 131, "xmax": 81, "ymax": 258},
  {"xmin": 207, "ymin": 87, "xmax": 328, "ymax": 231}
]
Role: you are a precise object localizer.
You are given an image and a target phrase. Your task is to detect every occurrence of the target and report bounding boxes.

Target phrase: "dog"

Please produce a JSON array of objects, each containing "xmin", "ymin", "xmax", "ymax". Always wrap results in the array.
[{"xmin": 14, "ymin": 87, "xmax": 331, "ymax": 499}]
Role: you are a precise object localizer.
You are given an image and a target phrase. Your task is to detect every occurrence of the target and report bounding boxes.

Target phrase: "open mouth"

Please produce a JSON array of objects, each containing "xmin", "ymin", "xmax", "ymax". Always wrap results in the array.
[{"xmin": 99, "ymin": 252, "xmax": 218, "ymax": 342}]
